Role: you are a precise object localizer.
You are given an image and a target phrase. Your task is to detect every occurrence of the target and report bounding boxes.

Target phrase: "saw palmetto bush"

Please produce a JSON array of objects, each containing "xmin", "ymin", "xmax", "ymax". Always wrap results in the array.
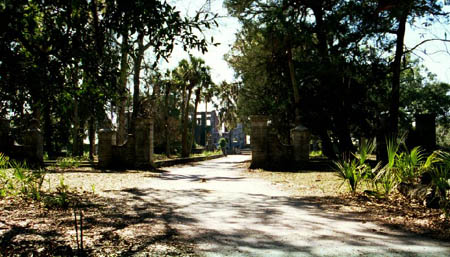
[
  {"xmin": 335, "ymin": 158, "xmax": 361, "ymax": 192},
  {"xmin": 334, "ymin": 136, "xmax": 450, "ymax": 216},
  {"xmin": 335, "ymin": 138, "xmax": 376, "ymax": 193},
  {"xmin": 0, "ymin": 153, "xmax": 46, "ymax": 200},
  {"xmin": 430, "ymin": 151, "xmax": 450, "ymax": 216}
]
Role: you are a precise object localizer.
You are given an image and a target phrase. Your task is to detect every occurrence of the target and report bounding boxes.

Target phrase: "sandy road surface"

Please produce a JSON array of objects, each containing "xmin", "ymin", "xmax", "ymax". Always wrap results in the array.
[{"xmin": 128, "ymin": 154, "xmax": 450, "ymax": 257}]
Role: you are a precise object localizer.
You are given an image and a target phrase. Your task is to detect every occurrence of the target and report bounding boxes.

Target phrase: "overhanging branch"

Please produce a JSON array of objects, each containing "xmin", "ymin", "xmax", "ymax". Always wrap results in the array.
[{"xmin": 404, "ymin": 38, "xmax": 450, "ymax": 55}]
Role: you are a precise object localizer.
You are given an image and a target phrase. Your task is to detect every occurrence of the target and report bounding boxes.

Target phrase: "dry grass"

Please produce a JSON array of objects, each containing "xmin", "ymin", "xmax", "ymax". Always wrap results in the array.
[
  {"xmin": 43, "ymin": 167, "xmax": 161, "ymax": 196},
  {"xmin": 247, "ymin": 169, "xmax": 348, "ymax": 197}
]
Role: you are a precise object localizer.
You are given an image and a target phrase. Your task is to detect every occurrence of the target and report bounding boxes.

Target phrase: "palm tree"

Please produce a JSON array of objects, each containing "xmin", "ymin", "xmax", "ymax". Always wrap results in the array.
[{"xmin": 173, "ymin": 55, "xmax": 213, "ymax": 157}]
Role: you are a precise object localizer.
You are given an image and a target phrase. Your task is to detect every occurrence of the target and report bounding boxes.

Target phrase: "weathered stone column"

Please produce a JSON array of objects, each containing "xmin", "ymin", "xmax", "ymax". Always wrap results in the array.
[
  {"xmin": 98, "ymin": 128, "xmax": 115, "ymax": 168},
  {"xmin": 291, "ymin": 124, "xmax": 310, "ymax": 162},
  {"xmin": 134, "ymin": 118, "xmax": 154, "ymax": 169},
  {"xmin": 23, "ymin": 119, "xmax": 43, "ymax": 165},
  {"xmin": 0, "ymin": 119, "xmax": 10, "ymax": 153},
  {"xmin": 250, "ymin": 115, "xmax": 268, "ymax": 169}
]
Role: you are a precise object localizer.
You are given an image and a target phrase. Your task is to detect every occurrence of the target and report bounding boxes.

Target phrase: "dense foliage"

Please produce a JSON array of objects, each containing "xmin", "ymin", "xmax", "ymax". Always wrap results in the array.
[
  {"xmin": 225, "ymin": 0, "xmax": 450, "ymax": 157},
  {"xmin": 0, "ymin": 0, "xmax": 217, "ymax": 158}
]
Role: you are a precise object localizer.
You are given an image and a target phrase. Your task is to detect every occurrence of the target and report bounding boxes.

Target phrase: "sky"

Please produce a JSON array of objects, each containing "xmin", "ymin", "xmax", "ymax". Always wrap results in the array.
[
  {"xmin": 163, "ymin": 0, "xmax": 240, "ymax": 84},
  {"xmin": 162, "ymin": 0, "xmax": 450, "ymax": 88}
]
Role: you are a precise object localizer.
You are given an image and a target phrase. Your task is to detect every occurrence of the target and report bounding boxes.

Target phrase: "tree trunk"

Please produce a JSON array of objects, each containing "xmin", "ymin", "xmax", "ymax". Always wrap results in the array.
[
  {"xmin": 319, "ymin": 129, "xmax": 336, "ymax": 159},
  {"xmin": 205, "ymin": 100, "xmax": 208, "ymax": 149},
  {"xmin": 117, "ymin": 30, "xmax": 129, "ymax": 144},
  {"xmin": 130, "ymin": 33, "xmax": 145, "ymax": 135},
  {"xmin": 164, "ymin": 84, "xmax": 171, "ymax": 157},
  {"xmin": 287, "ymin": 45, "xmax": 301, "ymax": 125},
  {"xmin": 190, "ymin": 88, "xmax": 201, "ymax": 154},
  {"xmin": 43, "ymin": 103, "xmax": 55, "ymax": 159},
  {"xmin": 389, "ymin": 11, "xmax": 408, "ymax": 137},
  {"xmin": 75, "ymin": 120, "xmax": 86, "ymax": 157},
  {"xmin": 181, "ymin": 87, "xmax": 193, "ymax": 157},
  {"xmin": 72, "ymin": 98, "xmax": 81, "ymax": 157},
  {"xmin": 88, "ymin": 117, "xmax": 96, "ymax": 161}
]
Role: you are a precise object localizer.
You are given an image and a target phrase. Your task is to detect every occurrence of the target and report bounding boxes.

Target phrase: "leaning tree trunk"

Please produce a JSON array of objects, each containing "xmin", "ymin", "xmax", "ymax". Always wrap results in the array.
[{"xmin": 117, "ymin": 29, "xmax": 129, "ymax": 145}]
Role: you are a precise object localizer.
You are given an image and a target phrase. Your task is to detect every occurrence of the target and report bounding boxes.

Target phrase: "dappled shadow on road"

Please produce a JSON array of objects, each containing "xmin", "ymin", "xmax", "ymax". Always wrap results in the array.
[
  {"xmin": 102, "ymin": 185, "xmax": 450, "ymax": 256},
  {"xmin": 4, "ymin": 154, "xmax": 450, "ymax": 257},
  {"xmin": 3, "ymin": 182, "xmax": 448, "ymax": 256}
]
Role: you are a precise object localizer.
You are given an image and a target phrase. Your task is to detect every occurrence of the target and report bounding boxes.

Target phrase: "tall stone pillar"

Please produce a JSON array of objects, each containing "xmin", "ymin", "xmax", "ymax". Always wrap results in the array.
[
  {"xmin": 134, "ymin": 118, "xmax": 154, "ymax": 169},
  {"xmin": 291, "ymin": 125, "xmax": 310, "ymax": 162},
  {"xmin": 250, "ymin": 115, "xmax": 268, "ymax": 169},
  {"xmin": 98, "ymin": 128, "xmax": 116, "ymax": 168}
]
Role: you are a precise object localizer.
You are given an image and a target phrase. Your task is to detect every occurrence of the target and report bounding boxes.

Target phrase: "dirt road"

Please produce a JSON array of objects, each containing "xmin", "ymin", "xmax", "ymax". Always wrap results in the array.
[{"xmin": 133, "ymin": 155, "xmax": 450, "ymax": 256}]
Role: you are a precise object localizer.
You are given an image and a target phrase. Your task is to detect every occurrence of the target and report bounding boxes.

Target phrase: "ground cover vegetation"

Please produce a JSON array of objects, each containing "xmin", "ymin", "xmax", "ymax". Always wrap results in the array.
[{"xmin": 0, "ymin": 155, "xmax": 198, "ymax": 255}]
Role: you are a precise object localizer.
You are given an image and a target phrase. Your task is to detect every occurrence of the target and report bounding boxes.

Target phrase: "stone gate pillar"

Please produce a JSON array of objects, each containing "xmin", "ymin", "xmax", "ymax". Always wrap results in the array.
[
  {"xmin": 134, "ymin": 118, "xmax": 154, "ymax": 169},
  {"xmin": 250, "ymin": 115, "xmax": 268, "ymax": 169},
  {"xmin": 291, "ymin": 125, "xmax": 310, "ymax": 162},
  {"xmin": 98, "ymin": 128, "xmax": 116, "ymax": 168}
]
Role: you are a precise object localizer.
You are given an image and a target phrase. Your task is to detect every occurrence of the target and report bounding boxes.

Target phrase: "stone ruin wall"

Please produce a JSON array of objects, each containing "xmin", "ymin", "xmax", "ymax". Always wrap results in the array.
[
  {"xmin": 98, "ymin": 118, "xmax": 154, "ymax": 169},
  {"xmin": 250, "ymin": 115, "xmax": 310, "ymax": 170}
]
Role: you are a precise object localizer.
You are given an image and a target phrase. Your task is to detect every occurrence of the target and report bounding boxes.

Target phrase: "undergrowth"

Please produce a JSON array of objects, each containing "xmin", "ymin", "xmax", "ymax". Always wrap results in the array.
[
  {"xmin": 0, "ymin": 152, "xmax": 76, "ymax": 208},
  {"xmin": 334, "ymin": 137, "xmax": 450, "ymax": 217}
]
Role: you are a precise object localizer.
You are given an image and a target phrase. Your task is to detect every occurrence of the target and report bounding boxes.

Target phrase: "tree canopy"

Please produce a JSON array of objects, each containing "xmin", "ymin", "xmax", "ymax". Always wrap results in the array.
[{"xmin": 225, "ymin": 0, "xmax": 450, "ymax": 157}]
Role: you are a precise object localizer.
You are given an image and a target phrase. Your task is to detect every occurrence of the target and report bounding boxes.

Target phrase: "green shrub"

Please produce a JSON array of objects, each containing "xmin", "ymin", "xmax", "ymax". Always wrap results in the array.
[
  {"xmin": 310, "ymin": 150, "xmax": 323, "ymax": 157},
  {"xmin": 200, "ymin": 150, "xmax": 221, "ymax": 157},
  {"xmin": 219, "ymin": 138, "xmax": 227, "ymax": 148},
  {"xmin": 335, "ymin": 136, "xmax": 450, "ymax": 216},
  {"xmin": 56, "ymin": 157, "xmax": 81, "ymax": 169},
  {"xmin": 0, "ymin": 153, "xmax": 75, "ymax": 208},
  {"xmin": 0, "ymin": 155, "xmax": 46, "ymax": 200},
  {"xmin": 395, "ymin": 146, "xmax": 425, "ymax": 183},
  {"xmin": 44, "ymin": 176, "xmax": 70, "ymax": 208},
  {"xmin": 335, "ymin": 138, "xmax": 376, "ymax": 193},
  {"xmin": 430, "ymin": 151, "xmax": 450, "ymax": 217},
  {"xmin": 0, "ymin": 152, "xmax": 9, "ymax": 169},
  {"xmin": 335, "ymin": 158, "xmax": 361, "ymax": 192}
]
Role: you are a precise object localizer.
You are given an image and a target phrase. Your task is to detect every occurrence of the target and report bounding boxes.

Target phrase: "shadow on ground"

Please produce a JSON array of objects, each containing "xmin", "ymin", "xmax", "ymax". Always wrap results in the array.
[{"xmin": 2, "ymin": 162, "xmax": 450, "ymax": 256}]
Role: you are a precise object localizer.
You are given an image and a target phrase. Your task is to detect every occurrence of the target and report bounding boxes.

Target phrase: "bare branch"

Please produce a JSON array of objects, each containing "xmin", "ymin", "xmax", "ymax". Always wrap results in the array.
[{"xmin": 405, "ymin": 38, "xmax": 450, "ymax": 55}]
